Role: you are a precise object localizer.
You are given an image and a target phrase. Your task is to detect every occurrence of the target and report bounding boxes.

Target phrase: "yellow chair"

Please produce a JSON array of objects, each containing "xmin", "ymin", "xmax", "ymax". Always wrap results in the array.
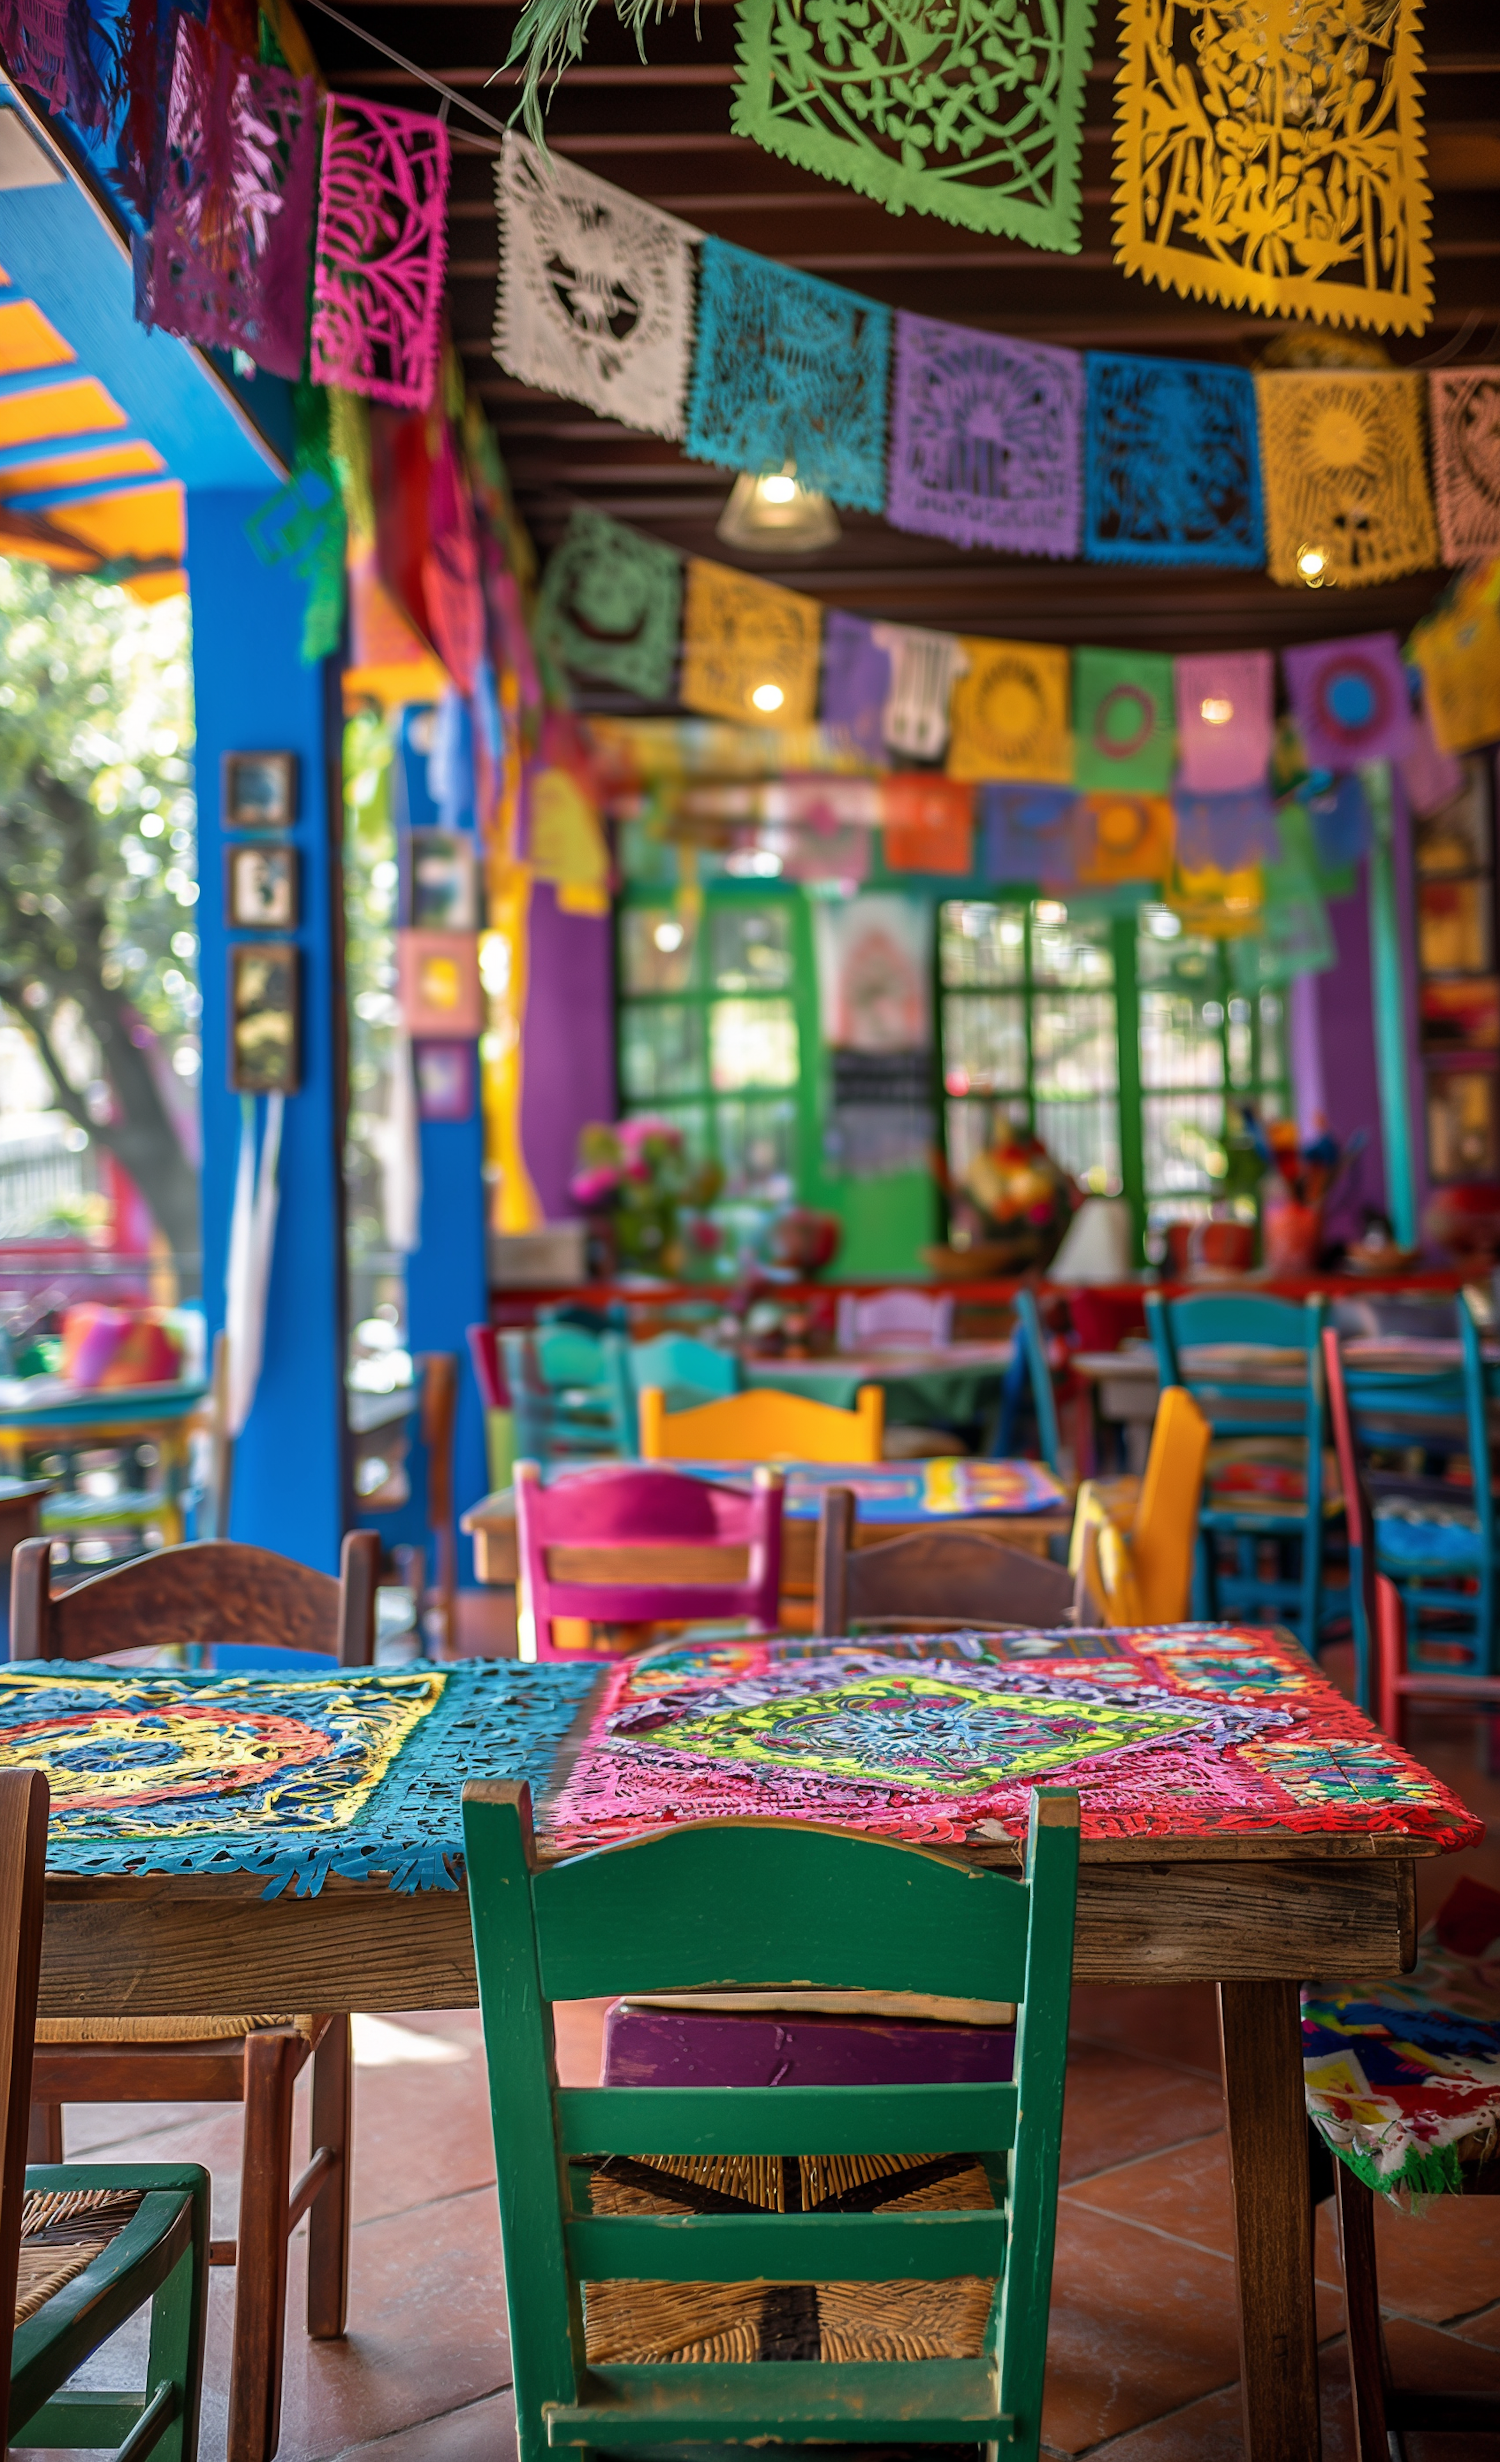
[
  {"xmin": 638, "ymin": 1382, "xmax": 885, "ymax": 1465},
  {"xmin": 1070, "ymin": 1386, "xmax": 1210, "ymax": 1625}
]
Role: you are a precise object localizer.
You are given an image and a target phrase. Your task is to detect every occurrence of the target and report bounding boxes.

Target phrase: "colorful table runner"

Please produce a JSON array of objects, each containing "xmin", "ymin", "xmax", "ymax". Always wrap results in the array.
[
  {"xmin": 541, "ymin": 1627, "xmax": 1481, "ymax": 1856},
  {"xmin": 0, "ymin": 1660, "xmax": 595, "ymax": 1898},
  {"xmin": 668, "ymin": 1458, "xmax": 1068, "ymax": 1522}
]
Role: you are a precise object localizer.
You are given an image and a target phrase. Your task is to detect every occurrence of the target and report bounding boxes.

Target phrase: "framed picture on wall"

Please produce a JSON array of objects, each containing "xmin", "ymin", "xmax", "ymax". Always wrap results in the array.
[
  {"xmin": 406, "ymin": 829, "xmax": 479, "ymax": 931},
  {"xmin": 415, "ymin": 1040, "xmax": 476, "ymax": 1122},
  {"xmin": 223, "ymin": 751, "xmax": 297, "ymax": 832},
  {"xmin": 396, "ymin": 929, "xmax": 483, "ymax": 1038},
  {"xmin": 227, "ymin": 843, "xmax": 298, "ymax": 931},
  {"xmin": 230, "ymin": 943, "xmax": 300, "ymax": 1093}
]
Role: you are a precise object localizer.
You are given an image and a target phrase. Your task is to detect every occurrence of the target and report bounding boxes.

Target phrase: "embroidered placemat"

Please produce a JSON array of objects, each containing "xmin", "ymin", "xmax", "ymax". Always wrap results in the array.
[
  {"xmin": 2, "ymin": 1660, "xmax": 595, "ymax": 1898},
  {"xmin": 542, "ymin": 1626, "xmax": 1482, "ymax": 1856}
]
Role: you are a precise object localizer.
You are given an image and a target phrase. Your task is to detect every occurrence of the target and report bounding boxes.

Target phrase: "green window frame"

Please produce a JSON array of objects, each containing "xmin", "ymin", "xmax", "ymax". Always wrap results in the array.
[
  {"xmin": 614, "ymin": 884, "xmax": 820, "ymax": 1214},
  {"xmin": 939, "ymin": 897, "xmax": 1292, "ymax": 1263}
]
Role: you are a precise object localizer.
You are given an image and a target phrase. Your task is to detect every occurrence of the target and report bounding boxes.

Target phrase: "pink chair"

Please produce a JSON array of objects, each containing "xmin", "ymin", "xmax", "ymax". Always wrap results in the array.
[{"xmin": 513, "ymin": 1459, "xmax": 785, "ymax": 1662}]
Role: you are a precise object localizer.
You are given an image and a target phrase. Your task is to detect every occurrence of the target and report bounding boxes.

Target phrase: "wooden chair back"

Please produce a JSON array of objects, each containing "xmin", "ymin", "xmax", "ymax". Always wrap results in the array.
[
  {"xmin": 815, "ymin": 1487, "xmax": 1074, "ymax": 1635},
  {"xmin": 639, "ymin": 1382, "xmax": 884, "ymax": 1465},
  {"xmin": 1128, "ymin": 1387, "xmax": 1212, "ymax": 1624},
  {"xmin": 9, "ymin": 1532, "xmax": 380, "ymax": 1666},
  {"xmin": 466, "ymin": 1323, "xmax": 504, "ymax": 1413},
  {"xmin": 835, "ymin": 1289, "xmax": 954, "ymax": 1351},
  {"xmin": 1322, "ymin": 1326, "xmax": 1380, "ymax": 1670},
  {"xmin": 514, "ymin": 1461, "xmax": 784, "ymax": 1661},
  {"xmin": 463, "ymin": 1778, "xmax": 1078, "ymax": 2462},
  {"xmin": 0, "ymin": 1768, "xmax": 49, "ymax": 2400}
]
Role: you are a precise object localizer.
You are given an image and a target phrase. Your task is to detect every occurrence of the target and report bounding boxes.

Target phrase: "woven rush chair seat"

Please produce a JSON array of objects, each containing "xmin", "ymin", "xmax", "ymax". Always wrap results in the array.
[
  {"xmin": 578, "ymin": 2148, "xmax": 998, "ymax": 2368},
  {"xmin": 16, "ymin": 2185, "xmax": 145, "ymax": 2325},
  {"xmin": 35, "ymin": 2014, "xmax": 317, "ymax": 2044}
]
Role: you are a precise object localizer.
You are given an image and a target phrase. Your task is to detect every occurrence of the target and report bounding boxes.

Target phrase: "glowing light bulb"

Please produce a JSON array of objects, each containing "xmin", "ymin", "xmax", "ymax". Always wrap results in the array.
[
  {"xmin": 653, "ymin": 918, "xmax": 685, "ymax": 953},
  {"xmin": 1199, "ymin": 696, "xmax": 1234, "ymax": 726},
  {"xmin": 751, "ymin": 682, "xmax": 785, "ymax": 713},
  {"xmin": 1296, "ymin": 543, "xmax": 1329, "ymax": 585},
  {"xmin": 1034, "ymin": 899, "xmax": 1068, "ymax": 926},
  {"xmin": 759, "ymin": 473, "xmax": 797, "ymax": 505}
]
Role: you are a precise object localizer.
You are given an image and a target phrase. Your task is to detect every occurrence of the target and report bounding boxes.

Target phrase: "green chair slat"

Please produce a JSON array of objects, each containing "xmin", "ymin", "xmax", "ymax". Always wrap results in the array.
[
  {"xmin": 543, "ymin": 2356, "xmax": 1009, "ymax": 2446},
  {"xmin": 556, "ymin": 2080, "xmax": 1018, "ymax": 2159},
  {"xmin": 532, "ymin": 1822, "xmax": 1032, "ymax": 2006},
  {"xmin": 565, "ymin": 2208, "xmax": 1011, "ymax": 2284}
]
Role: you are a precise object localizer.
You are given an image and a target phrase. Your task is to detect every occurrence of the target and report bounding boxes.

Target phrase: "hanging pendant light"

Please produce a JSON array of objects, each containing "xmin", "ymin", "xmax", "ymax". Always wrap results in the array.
[{"xmin": 716, "ymin": 462, "xmax": 841, "ymax": 553}]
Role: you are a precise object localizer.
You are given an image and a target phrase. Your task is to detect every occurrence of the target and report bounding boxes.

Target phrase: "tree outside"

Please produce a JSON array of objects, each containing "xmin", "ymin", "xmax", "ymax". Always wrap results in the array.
[{"xmin": 0, "ymin": 561, "xmax": 200, "ymax": 1287}]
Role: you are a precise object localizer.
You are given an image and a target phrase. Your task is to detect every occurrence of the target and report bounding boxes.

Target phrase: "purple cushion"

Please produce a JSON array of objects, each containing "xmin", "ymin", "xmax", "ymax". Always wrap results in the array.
[{"xmin": 601, "ymin": 2003, "xmax": 1016, "ymax": 2089}]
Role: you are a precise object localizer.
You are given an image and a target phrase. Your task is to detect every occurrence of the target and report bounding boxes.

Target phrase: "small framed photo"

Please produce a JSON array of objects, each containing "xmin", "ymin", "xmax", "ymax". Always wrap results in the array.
[
  {"xmin": 406, "ymin": 828, "xmax": 479, "ymax": 931},
  {"xmin": 415, "ymin": 1040, "xmax": 476, "ymax": 1122},
  {"xmin": 223, "ymin": 751, "xmax": 297, "ymax": 833},
  {"xmin": 396, "ymin": 929, "xmax": 482, "ymax": 1038},
  {"xmin": 227, "ymin": 843, "xmax": 298, "ymax": 931},
  {"xmin": 231, "ymin": 943, "xmax": 300, "ymax": 1094}
]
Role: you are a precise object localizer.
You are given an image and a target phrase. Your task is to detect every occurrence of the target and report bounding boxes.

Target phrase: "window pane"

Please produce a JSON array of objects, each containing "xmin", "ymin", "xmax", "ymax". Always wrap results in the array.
[
  {"xmin": 1032, "ymin": 992, "xmax": 1117, "ymax": 1096},
  {"xmin": 942, "ymin": 992, "xmax": 1026, "ymax": 1094},
  {"xmin": 717, "ymin": 1098, "xmax": 797, "ymax": 1200},
  {"xmin": 620, "ymin": 904, "xmax": 699, "ymax": 995},
  {"xmin": 1032, "ymin": 909, "xmax": 1114, "ymax": 989},
  {"xmin": 940, "ymin": 901, "xmax": 1025, "ymax": 988},
  {"xmin": 710, "ymin": 905, "xmax": 794, "ymax": 992},
  {"xmin": 1139, "ymin": 989, "xmax": 1225, "ymax": 1092},
  {"xmin": 1035, "ymin": 1095, "xmax": 1121, "ymax": 1195},
  {"xmin": 1143, "ymin": 1092, "xmax": 1226, "ymax": 1193},
  {"xmin": 1259, "ymin": 991, "xmax": 1285, "ymax": 1084},
  {"xmin": 710, "ymin": 996, "xmax": 799, "ymax": 1090},
  {"xmin": 620, "ymin": 1003, "xmax": 705, "ymax": 1100}
]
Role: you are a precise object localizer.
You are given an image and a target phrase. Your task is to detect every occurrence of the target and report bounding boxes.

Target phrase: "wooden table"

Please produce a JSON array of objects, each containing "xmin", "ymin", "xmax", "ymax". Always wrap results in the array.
[
  {"xmin": 27, "ymin": 1633, "xmax": 1475, "ymax": 2462},
  {"xmin": 462, "ymin": 1463, "xmax": 1073, "ymax": 1597}
]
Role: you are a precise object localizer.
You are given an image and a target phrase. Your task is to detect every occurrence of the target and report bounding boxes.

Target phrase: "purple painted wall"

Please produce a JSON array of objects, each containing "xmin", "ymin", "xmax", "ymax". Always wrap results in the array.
[
  {"xmin": 1314, "ymin": 877, "xmax": 1388, "ymax": 1246},
  {"xmin": 520, "ymin": 882, "xmax": 616, "ymax": 1220}
]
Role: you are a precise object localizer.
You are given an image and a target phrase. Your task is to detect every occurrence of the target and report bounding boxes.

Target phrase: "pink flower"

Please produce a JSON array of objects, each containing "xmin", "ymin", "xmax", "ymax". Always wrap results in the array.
[{"xmin": 569, "ymin": 1165, "xmax": 619, "ymax": 1207}]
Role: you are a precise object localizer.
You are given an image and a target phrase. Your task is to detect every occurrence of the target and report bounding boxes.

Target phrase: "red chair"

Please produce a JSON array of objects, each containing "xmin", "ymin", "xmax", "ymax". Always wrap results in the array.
[{"xmin": 513, "ymin": 1459, "xmax": 785, "ymax": 1661}]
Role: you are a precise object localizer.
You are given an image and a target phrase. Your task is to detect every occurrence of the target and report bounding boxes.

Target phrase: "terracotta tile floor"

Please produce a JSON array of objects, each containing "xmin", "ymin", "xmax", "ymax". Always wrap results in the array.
[{"xmin": 28, "ymin": 1687, "xmax": 1500, "ymax": 2462}]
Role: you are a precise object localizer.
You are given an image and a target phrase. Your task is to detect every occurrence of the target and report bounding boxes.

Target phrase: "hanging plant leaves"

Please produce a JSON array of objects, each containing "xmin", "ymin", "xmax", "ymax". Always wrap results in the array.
[
  {"xmin": 731, "ymin": 0, "xmax": 1096, "ymax": 247},
  {"xmin": 1113, "ymin": 0, "xmax": 1432, "ymax": 339}
]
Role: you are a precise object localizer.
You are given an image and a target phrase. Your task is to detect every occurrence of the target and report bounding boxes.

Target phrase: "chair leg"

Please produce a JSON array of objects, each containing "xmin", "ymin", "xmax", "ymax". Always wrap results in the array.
[
  {"xmin": 145, "ymin": 2176, "xmax": 211, "ymax": 2462},
  {"xmin": 307, "ymin": 2015, "xmax": 352, "ymax": 2340},
  {"xmin": 227, "ymin": 2030, "xmax": 299, "ymax": 2462},
  {"xmin": 27, "ymin": 2102, "xmax": 61, "ymax": 2163},
  {"xmin": 1335, "ymin": 2159, "xmax": 1390, "ymax": 2462}
]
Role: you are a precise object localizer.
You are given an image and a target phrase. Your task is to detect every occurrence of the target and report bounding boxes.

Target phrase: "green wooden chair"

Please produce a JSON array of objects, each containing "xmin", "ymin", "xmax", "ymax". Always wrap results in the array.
[
  {"xmin": 0, "ymin": 1766, "xmax": 210, "ymax": 2462},
  {"xmin": 464, "ymin": 1779, "xmax": 1079, "ymax": 2462}
]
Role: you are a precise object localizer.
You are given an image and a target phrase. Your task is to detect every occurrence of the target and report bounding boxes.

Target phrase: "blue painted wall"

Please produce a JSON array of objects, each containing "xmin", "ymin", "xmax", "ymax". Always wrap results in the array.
[{"xmin": 188, "ymin": 489, "xmax": 347, "ymax": 1573}]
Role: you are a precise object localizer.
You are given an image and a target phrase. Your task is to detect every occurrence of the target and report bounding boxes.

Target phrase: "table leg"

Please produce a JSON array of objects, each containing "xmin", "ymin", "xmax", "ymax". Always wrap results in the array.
[{"xmin": 1218, "ymin": 1979, "xmax": 1321, "ymax": 2462}]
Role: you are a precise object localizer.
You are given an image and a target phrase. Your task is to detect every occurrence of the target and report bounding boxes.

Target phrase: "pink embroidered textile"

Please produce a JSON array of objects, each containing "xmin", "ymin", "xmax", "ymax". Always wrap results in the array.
[
  {"xmin": 311, "ymin": 95, "xmax": 450, "ymax": 410},
  {"xmin": 1282, "ymin": 632, "xmax": 1416, "ymax": 773},
  {"xmin": 1175, "ymin": 652, "xmax": 1274, "ymax": 794},
  {"xmin": 141, "ymin": 13, "xmax": 317, "ymax": 382}
]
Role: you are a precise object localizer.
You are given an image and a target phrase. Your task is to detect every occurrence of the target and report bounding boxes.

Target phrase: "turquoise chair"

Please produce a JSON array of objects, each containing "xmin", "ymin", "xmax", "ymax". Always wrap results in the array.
[
  {"xmin": 1333, "ymin": 1302, "xmax": 1495, "ymax": 1689},
  {"xmin": 624, "ymin": 1333, "xmax": 739, "ymax": 1444},
  {"xmin": 1146, "ymin": 1291, "xmax": 1327, "ymax": 1648},
  {"xmin": 995, "ymin": 1289, "xmax": 1063, "ymax": 1472},
  {"xmin": 498, "ymin": 1327, "xmax": 634, "ymax": 1470}
]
